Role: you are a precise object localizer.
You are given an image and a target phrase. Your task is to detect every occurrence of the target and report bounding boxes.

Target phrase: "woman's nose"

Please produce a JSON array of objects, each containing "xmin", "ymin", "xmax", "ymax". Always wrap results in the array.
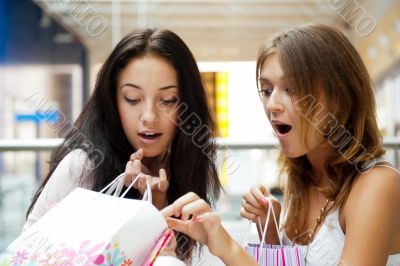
[
  {"xmin": 140, "ymin": 103, "xmax": 158, "ymax": 124},
  {"xmin": 265, "ymin": 89, "xmax": 284, "ymax": 114}
]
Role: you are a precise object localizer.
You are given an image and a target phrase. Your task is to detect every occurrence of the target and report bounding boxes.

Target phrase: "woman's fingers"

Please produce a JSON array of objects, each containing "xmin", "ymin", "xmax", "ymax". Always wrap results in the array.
[
  {"xmin": 165, "ymin": 211, "xmax": 218, "ymax": 245},
  {"xmin": 251, "ymin": 185, "xmax": 270, "ymax": 207},
  {"xmin": 243, "ymin": 191, "xmax": 263, "ymax": 209},
  {"xmin": 128, "ymin": 149, "xmax": 151, "ymax": 175},
  {"xmin": 241, "ymin": 201, "xmax": 265, "ymax": 217},
  {"xmin": 163, "ymin": 195, "xmax": 224, "ymax": 251},
  {"xmin": 135, "ymin": 172, "xmax": 169, "ymax": 196},
  {"xmin": 243, "ymin": 185, "xmax": 270, "ymax": 208},
  {"xmin": 195, "ymin": 211, "xmax": 220, "ymax": 229},
  {"xmin": 124, "ymin": 159, "xmax": 142, "ymax": 187},
  {"xmin": 240, "ymin": 185, "xmax": 273, "ymax": 223},
  {"xmin": 165, "ymin": 217, "xmax": 189, "ymax": 235},
  {"xmin": 158, "ymin": 169, "xmax": 169, "ymax": 192},
  {"xmin": 130, "ymin": 149, "xmax": 143, "ymax": 161},
  {"xmin": 162, "ymin": 192, "xmax": 200, "ymax": 218},
  {"xmin": 181, "ymin": 198, "xmax": 210, "ymax": 221},
  {"xmin": 240, "ymin": 207, "xmax": 259, "ymax": 223},
  {"xmin": 124, "ymin": 161, "xmax": 134, "ymax": 187},
  {"xmin": 162, "ymin": 194, "xmax": 210, "ymax": 224}
]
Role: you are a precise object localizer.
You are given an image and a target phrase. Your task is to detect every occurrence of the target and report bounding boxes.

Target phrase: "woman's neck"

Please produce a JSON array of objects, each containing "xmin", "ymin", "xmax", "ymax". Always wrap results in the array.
[{"xmin": 306, "ymin": 144, "xmax": 331, "ymax": 187}]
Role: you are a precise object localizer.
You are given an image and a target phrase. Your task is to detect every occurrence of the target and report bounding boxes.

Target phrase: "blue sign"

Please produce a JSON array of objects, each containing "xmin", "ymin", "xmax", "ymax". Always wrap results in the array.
[{"xmin": 16, "ymin": 111, "xmax": 60, "ymax": 125}]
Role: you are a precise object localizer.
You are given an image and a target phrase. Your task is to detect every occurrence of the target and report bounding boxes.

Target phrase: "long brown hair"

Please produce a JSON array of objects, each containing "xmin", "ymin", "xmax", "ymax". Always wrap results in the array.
[
  {"xmin": 27, "ymin": 28, "xmax": 221, "ymax": 260},
  {"xmin": 256, "ymin": 24, "xmax": 384, "ymax": 237}
]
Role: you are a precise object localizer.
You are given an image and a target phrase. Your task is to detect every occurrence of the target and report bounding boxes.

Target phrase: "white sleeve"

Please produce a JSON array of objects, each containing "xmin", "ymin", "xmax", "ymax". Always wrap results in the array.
[
  {"xmin": 152, "ymin": 256, "xmax": 186, "ymax": 266},
  {"xmin": 22, "ymin": 149, "xmax": 93, "ymax": 232}
]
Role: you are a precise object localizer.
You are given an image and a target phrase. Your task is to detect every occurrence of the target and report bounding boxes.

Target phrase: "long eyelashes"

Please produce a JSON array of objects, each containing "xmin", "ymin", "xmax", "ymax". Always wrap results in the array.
[
  {"xmin": 258, "ymin": 87, "xmax": 295, "ymax": 98},
  {"xmin": 124, "ymin": 96, "xmax": 139, "ymax": 105},
  {"xmin": 124, "ymin": 96, "xmax": 179, "ymax": 106},
  {"xmin": 160, "ymin": 97, "xmax": 179, "ymax": 105},
  {"xmin": 258, "ymin": 89, "xmax": 272, "ymax": 97}
]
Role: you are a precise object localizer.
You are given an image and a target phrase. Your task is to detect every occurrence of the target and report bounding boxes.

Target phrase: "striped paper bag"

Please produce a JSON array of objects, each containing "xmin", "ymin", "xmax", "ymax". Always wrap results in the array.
[
  {"xmin": 245, "ymin": 243, "xmax": 304, "ymax": 265},
  {"xmin": 244, "ymin": 197, "xmax": 305, "ymax": 266}
]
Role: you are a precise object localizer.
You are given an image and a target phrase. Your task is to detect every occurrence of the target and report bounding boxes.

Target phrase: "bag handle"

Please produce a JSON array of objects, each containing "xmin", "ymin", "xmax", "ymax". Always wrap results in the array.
[
  {"xmin": 259, "ymin": 197, "xmax": 282, "ymax": 246},
  {"xmin": 243, "ymin": 196, "xmax": 282, "ymax": 247},
  {"xmin": 99, "ymin": 173, "xmax": 152, "ymax": 203}
]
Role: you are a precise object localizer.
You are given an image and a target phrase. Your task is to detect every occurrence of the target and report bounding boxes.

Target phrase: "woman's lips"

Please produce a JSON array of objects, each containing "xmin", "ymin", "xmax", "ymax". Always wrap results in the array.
[
  {"xmin": 271, "ymin": 120, "xmax": 292, "ymax": 139},
  {"xmin": 138, "ymin": 132, "xmax": 162, "ymax": 144}
]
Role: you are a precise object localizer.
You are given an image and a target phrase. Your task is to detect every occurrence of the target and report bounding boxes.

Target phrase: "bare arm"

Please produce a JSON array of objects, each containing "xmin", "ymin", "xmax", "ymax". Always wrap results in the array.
[{"xmin": 340, "ymin": 167, "xmax": 400, "ymax": 265}]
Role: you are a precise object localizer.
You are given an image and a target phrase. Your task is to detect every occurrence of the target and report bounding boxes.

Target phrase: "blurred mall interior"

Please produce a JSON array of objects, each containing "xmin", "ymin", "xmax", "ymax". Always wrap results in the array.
[{"xmin": 0, "ymin": 0, "xmax": 400, "ymax": 263}]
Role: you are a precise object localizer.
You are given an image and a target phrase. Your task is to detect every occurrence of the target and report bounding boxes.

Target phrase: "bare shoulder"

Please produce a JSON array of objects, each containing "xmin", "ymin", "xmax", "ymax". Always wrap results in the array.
[
  {"xmin": 342, "ymin": 164, "xmax": 400, "ymax": 230},
  {"xmin": 339, "ymin": 164, "xmax": 400, "ymax": 262},
  {"xmin": 349, "ymin": 165, "xmax": 400, "ymax": 202}
]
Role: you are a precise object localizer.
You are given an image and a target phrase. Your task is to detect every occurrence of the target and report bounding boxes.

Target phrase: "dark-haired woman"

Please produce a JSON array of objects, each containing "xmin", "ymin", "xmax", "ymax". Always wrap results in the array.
[{"xmin": 24, "ymin": 28, "xmax": 222, "ymax": 263}]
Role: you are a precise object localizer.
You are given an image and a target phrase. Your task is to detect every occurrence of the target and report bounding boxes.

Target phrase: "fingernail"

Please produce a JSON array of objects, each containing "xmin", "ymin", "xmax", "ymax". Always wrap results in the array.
[{"xmin": 260, "ymin": 198, "xmax": 268, "ymax": 206}]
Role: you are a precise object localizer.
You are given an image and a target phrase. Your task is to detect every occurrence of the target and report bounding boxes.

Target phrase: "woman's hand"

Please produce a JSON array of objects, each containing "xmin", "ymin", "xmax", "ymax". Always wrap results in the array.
[
  {"xmin": 161, "ymin": 193, "xmax": 232, "ymax": 258},
  {"xmin": 240, "ymin": 185, "xmax": 281, "ymax": 244},
  {"xmin": 162, "ymin": 192, "xmax": 259, "ymax": 266},
  {"xmin": 124, "ymin": 149, "xmax": 169, "ymax": 209}
]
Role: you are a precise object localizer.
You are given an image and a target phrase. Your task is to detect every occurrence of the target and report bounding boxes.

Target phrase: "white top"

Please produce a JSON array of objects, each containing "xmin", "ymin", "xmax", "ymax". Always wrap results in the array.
[
  {"xmin": 23, "ymin": 149, "xmax": 93, "ymax": 232},
  {"xmin": 23, "ymin": 149, "xmax": 185, "ymax": 266},
  {"xmin": 153, "ymin": 256, "xmax": 186, "ymax": 266},
  {"xmin": 281, "ymin": 161, "xmax": 400, "ymax": 266},
  {"xmin": 282, "ymin": 209, "xmax": 400, "ymax": 266}
]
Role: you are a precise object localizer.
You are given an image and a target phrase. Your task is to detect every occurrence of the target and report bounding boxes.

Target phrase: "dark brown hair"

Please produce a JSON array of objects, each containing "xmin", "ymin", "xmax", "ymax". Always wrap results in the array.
[{"xmin": 27, "ymin": 28, "xmax": 222, "ymax": 260}]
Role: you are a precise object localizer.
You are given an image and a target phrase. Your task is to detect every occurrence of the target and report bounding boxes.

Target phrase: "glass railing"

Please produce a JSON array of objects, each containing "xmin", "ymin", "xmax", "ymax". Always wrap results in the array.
[{"xmin": 0, "ymin": 138, "xmax": 399, "ymax": 251}]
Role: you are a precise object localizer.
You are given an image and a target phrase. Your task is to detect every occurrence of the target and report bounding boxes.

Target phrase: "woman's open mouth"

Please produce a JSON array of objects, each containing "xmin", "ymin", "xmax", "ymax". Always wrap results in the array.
[
  {"xmin": 271, "ymin": 120, "xmax": 292, "ymax": 138},
  {"xmin": 138, "ymin": 131, "xmax": 162, "ymax": 144},
  {"xmin": 276, "ymin": 124, "xmax": 292, "ymax": 135}
]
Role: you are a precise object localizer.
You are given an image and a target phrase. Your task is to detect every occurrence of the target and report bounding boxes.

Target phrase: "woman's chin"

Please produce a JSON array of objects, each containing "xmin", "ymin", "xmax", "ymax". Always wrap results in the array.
[
  {"xmin": 282, "ymin": 149, "xmax": 305, "ymax": 159},
  {"xmin": 141, "ymin": 148, "xmax": 164, "ymax": 159}
]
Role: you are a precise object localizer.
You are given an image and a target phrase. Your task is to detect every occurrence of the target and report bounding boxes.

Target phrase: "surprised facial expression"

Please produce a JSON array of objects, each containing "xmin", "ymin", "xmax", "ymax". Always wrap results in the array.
[
  {"xmin": 116, "ymin": 54, "xmax": 179, "ymax": 158},
  {"xmin": 259, "ymin": 53, "xmax": 326, "ymax": 158}
]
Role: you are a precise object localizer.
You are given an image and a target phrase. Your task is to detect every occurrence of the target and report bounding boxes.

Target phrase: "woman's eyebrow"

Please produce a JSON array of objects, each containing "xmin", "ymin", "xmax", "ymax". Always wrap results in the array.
[
  {"xmin": 259, "ymin": 76, "xmax": 290, "ymax": 84},
  {"xmin": 119, "ymin": 83, "xmax": 141, "ymax": 90},
  {"xmin": 159, "ymin": 85, "xmax": 179, "ymax": 91},
  {"xmin": 119, "ymin": 83, "xmax": 178, "ymax": 91},
  {"xmin": 258, "ymin": 77, "xmax": 271, "ymax": 83}
]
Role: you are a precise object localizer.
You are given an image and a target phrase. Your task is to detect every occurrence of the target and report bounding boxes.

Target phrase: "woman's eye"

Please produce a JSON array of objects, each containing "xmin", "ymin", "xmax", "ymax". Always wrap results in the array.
[
  {"xmin": 160, "ymin": 97, "xmax": 179, "ymax": 105},
  {"xmin": 259, "ymin": 88, "xmax": 272, "ymax": 97},
  {"xmin": 124, "ymin": 96, "xmax": 140, "ymax": 105}
]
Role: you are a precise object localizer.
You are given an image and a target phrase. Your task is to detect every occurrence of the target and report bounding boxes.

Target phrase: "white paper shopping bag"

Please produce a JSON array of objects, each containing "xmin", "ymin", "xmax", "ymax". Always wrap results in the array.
[{"xmin": 0, "ymin": 173, "xmax": 171, "ymax": 266}]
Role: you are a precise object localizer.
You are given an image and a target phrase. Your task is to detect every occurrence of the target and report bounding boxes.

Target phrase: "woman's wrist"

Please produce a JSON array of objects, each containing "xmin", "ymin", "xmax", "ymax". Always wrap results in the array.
[
  {"xmin": 216, "ymin": 224, "xmax": 259, "ymax": 266},
  {"xmin": 220, "ymin": 238, "xmax": 258, "ymax": 266},
  {"xmin": 215, "ymin": 226, "xmax": 241, "ymax": 265},
  {"xmin": 220, "ymin": 238, "xmax": 241, "ymax": 265}
]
